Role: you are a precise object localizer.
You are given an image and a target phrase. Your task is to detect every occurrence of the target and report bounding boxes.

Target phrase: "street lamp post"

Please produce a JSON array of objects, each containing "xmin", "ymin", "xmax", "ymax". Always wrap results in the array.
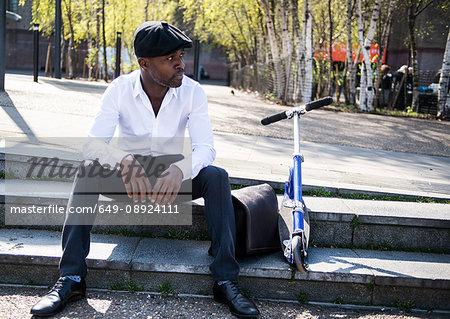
[
  {"xmin": 54, "ymin": 0, "xmax": 61, "ymax": 79},
  {"xmin": 193, "ymin": 39, "xmax": 200, "ymax": 82},
  {"xmin": 115, "ymin": 32, "xmax": 121, "ymax": 78},
  {"xmin": 0, "ymin": 0, "xmax": 6, "ymax": 91},
  {"xmin": 33, "ymin": 23, "xmax": 39, "ymax": 82}
]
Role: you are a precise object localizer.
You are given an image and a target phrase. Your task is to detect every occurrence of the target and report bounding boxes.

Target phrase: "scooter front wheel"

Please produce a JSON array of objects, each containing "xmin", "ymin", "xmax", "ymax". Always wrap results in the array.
[{"xmin": 292, "ymin": 235, "xmax": 308, "ymax": 273}]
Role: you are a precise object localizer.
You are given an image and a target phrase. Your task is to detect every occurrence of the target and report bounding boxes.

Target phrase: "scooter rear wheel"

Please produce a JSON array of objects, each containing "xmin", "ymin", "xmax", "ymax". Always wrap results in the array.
[{"xmin": 292, "ymin": 235, "xmax": 308, "ymax": 273}]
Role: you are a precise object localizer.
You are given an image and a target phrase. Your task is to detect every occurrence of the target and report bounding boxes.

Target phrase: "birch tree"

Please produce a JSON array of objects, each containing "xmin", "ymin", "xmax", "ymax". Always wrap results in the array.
[
  {"xmin": 438, "ymin": 30, "xmax": 450, "ymax": 118},
  {"xmin": 357, "ymin": 0, "xmax": 381, "ymax": 111},
  {"xmin": 345, "ymin": 0, "xmax": 357, "ymax": 105},
  {"xmin": 291, "ymin": 0, "xmax": 305, "ymax": 102},
  {"xmin": 260, "ymin": 0, "xmax": 284, "ymax": 99},
  {"xmin": 302, "ymin": 0, "xmax": 313, "ymax": 102}
]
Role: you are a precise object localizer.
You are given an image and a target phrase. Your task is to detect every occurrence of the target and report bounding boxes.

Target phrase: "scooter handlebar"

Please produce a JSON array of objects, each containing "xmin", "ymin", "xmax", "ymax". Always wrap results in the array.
[
  {"xmin": 305, "ymin": 96, "xmax": 333, "ymax": 111},
  {"xmin": 261, "ymin": 111, "xmax": 288, "ymax": 125}
]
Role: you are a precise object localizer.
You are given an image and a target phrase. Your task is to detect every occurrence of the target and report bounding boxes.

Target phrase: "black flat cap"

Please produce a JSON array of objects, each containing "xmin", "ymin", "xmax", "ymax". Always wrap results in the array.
[{"xmin": 133, "ymin": 21, "xmax": 192, "ymax": 58}]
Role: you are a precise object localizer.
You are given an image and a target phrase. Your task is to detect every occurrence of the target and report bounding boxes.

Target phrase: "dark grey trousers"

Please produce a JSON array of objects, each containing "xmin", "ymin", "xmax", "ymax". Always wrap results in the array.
[{"xmin": 59, "ymin": 157, "xmax": 240, "ymax": 281}]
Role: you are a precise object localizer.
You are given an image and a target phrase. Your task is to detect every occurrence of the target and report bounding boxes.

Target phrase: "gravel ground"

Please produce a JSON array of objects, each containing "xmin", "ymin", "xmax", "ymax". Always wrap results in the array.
[
  {"xmin": 0, "ymin": 286, "xmax": 447, "ymax": 319},
  {"xmin": 2, "ymin": 73, "xmax": 449, "ymax": 157}
]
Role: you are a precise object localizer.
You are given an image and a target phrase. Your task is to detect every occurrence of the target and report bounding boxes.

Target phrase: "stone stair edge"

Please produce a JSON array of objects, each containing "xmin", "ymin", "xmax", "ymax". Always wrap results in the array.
[
  {"xmin": 2, "ymin": 151, "xmax": 450, "ymax": 200},
  {"xmin": 1, "ymin": 228, "xmax": 449, "ymax": 290},
  {"xmin": 2, "ymin": 185, "xmax": 449, "ymax": 228}
]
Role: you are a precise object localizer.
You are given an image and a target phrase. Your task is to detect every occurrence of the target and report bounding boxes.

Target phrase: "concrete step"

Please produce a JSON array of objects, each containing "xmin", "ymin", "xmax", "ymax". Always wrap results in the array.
[
  {"xmin": 0, "ymin": 229, "xmax": 449, "ymax": 310},
  {"xmin": 1, "ymin": 179, "xmax": 449, "ymax": 252},
  {"xmin": 2, "ymin": 148, "xmax": 450, "ymax": 201}
]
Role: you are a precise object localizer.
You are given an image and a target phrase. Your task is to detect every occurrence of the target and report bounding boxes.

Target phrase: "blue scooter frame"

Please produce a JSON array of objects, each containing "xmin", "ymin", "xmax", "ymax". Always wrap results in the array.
[{"xmin": 261, "ymin": 97, "xmax": 333, "ymax": 273}]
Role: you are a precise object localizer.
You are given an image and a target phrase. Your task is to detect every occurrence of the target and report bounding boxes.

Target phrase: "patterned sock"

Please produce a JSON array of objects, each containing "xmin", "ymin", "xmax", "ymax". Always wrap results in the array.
[
  {"xmin": 217, "ymin": 280, "xmax": 231, "ymax": 285},
  {"xmin": 66, "ymin": 275, "xmax": 82, "ymax": 282}
]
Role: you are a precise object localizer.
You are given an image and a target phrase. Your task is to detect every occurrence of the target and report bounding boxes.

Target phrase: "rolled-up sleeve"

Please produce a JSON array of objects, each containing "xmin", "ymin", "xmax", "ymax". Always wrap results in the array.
[
  {"xmin": 175, "ymin": 85, "xmax": 215, "ymax": 180},
  {"xmin": 83, "ymin": 82, "xmax": 129, "ymax": 167}
]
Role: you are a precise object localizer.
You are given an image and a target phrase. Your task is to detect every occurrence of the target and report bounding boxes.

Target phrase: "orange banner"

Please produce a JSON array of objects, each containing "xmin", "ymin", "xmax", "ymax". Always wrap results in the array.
[{"xmin": 315, "ymin": 43, "xmax": 380, "ymax": 63}]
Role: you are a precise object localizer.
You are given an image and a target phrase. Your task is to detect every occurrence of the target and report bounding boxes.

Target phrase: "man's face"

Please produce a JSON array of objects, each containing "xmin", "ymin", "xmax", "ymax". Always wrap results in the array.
[{"xmin": 141, "ymin": 49, "xmax": 185, "ymax": 88}]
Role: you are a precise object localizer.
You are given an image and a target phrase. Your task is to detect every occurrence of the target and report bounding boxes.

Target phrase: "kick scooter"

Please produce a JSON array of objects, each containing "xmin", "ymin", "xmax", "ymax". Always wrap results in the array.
[{"xmin": 261, "ymin": 97, "xmax": 333, "ymax": 273}]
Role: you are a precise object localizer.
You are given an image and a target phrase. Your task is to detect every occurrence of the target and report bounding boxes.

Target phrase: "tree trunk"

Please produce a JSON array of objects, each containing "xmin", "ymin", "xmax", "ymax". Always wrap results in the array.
[
  {"xmin": 328, "ymin": 0, "xmax": 333, "ymax": 97},
  {"xmin": 438, "ymin": 30, "xmax": 450, "ymax": 118},
  {"xmin": 65, "ymin": 0, "xmax": 77, "ymax": 79},
  {"xmin": 407, "ymin": 3, "xmax": 418, "ymax": 111},
  {"xmin": 302, "ymin": 0, "xmax": 313, "ymax": 103},
  {"xmin": 279, "ymin": 0, "xmax": 293, "ymax": 103},
  {"xmin": 101, "ymin": 0, "xmax": 108, "ymax": 82},
  {"xmin": 84, "ymin": 0, "xmax": 92, "ymax": 79},
  {"xmin": 290, "ymin": 0, "xmax": 304, "ymax": 102},
  {"xmin": 95, "ymin": 4, "xmax": 101, "ymax": 80},
  {"xmin": 260, "ymin": 0, "xmax": 284, "ymax": 99},
  {"xmin": 345, "ymin": 0, "xmax": 356, "ymax": 105},
  {"xmin": 145, "ymin": 0, "xmax": 150, "ymax": 21},
  {"xmin": 357, "ymin": 0, "xmax": 381, "ymax": 111}
]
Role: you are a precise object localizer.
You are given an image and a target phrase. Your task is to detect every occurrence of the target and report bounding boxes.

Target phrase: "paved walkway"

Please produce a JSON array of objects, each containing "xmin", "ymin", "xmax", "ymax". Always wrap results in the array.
[{"xmin": 1, "ymin": 73, "xmax": 449, "ymax": 198}]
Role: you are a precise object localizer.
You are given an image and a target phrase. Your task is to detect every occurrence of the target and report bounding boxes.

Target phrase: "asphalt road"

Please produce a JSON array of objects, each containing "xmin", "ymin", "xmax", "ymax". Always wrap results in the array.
[{"xmin": 2, "ymin": 73, "xmax": 449, "ymax": 157}]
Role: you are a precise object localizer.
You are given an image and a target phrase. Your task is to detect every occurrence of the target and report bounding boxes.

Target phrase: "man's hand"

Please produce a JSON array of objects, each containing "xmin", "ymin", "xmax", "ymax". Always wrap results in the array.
[
  {"xmin": 120, "ymin": 154, "xmax": 152, "ymax": 203},
  {"xmin": 150, "ymin": 164, "xmax": 183, "ymax": 205}
]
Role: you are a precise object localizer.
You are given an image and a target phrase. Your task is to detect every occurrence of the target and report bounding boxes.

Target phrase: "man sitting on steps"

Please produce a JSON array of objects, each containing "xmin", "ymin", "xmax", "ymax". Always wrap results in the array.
[{"xmin": 30, "ymin": 21, "xmax": 259, "ymax": 318}]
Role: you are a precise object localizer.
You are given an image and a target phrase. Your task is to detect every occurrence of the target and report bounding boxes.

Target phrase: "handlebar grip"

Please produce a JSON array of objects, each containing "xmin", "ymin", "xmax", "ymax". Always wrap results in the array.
[
  {"xmin": 305, "ymin": 96, "xmax": 333, "ymax": 111},
  {"xmin": 261, "ymin": 111, "xmax": 288, "ymax": 125}
]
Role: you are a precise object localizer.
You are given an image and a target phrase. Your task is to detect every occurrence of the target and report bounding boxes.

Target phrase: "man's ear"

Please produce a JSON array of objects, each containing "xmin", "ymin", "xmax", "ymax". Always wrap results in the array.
[{"xmin": 138, "ymin": 57, "xmax": 148, "ymax": 69}]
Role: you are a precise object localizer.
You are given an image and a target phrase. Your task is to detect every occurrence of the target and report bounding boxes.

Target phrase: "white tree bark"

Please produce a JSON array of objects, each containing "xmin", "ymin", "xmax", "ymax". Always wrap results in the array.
[
  {"xmin": 260, "ymin": 0, "xmax": 284, "ymax": 99},
  {"xmin": 357, "ymin": 0, "xmax": 381, "ymax": 111},
  {"xmin": 346, "ymin": 0, "xmax": 356, "ymax": 105},
  {"xmin": 290, "ymin": 0, "xmax": 304, "ymax": 102},
  {"xmin": 280, "ymin": 0, "xmax": 293, "ymax": 102},
  {"xmin": 302, "ymin": 0, "xmax": 313, "ymax": 102},
  {"xmin": 438, "ymin": 30, "xmax": 450, "ymax": 118}
]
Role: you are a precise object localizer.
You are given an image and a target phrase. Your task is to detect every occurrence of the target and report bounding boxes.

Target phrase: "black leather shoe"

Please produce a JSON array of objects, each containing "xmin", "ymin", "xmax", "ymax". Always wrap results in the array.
[
  {"xmin": 213, "ymin": 280, "xmax": 260, "ymax": 318},
  {"xmin": 30, "ymin": 276, "xmax": 86, "ymax": 317}
]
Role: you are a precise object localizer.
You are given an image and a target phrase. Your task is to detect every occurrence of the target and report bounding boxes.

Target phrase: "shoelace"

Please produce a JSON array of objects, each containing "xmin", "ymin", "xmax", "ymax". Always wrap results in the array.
[
  {"xmin": 227, "ymin": 281, "xmax": 242, "ymax": 296},
  {"xmin": 48, "ymin": 278, "xmax": 65, "ymax": 294}
]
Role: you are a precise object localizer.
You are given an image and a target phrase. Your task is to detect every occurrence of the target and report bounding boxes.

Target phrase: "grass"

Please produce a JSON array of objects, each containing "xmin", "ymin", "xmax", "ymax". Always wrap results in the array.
[
  {"xmin": 27, "ymin": 280, "xmax": 40, "ymax": 286},
  {"xmin": 233, "ymin": 185, "xmax": 449, "ymax": 204},
  {"xmin": 158, "ymin": 281, "xmax": 177, "ymax": 297},
  {"xmin": 315, "ymin": 241, "xmax": 446, "ymax": 254},
  {"xmin": 125, "ymin": 279, "xmax": 144, "ymax": 293},
  {"xmin": 108, "ymin": 282, "xmax": 124, "ymax": 291},
  {"xmin": 297, "ymin": 292, "xmax": 308, "ymax": 304},
  {"xmin": 162, "ymin": 229, "xmax": 210, "ymax": 241},
  {"xmin": 366, "ymin": 283, "xmax": 375, "ymax": 290},
  {"xmin": 93, "ymin": 228, "xmax": 154, "ymax": 238},
  {"xmin": 241, "ymin": 287, "xmax": 252, "ymax": 299},
  {"xmin": 350, "ymin": 215, "xmax": 359, "ymax": 229},
  {"xmin": 196, "ymin": 290, "xmax": 208, "ymax": 296},
  {"xmin": 162, "ymin": 229, "xmax": 191, "ymax": 240},
  {"xmin": 303, "ymin": 188, "xmax": 450, "ymax": 204},
  {"xmin": 108, "ymin": 280, "xmax": 144, "ymax": 292},
  {"xmin": 324, "ymin": 104, "xmax": 435, "ymax": 120},
  {"xmin": 289, "ymin": 265, "xmax": 296, "ymax": 282},
  {"xmin": 395, "ymin": 299, "xmax": 415, "ymax": 312}
]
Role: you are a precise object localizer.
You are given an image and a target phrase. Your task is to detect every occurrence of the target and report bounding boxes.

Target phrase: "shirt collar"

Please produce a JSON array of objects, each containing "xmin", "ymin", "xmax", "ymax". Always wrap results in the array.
[
  {"xmin": 133, "ymin": 70, "xmax": 179, "ymax": 101},
  {"xmin": 133, "ymin": 71, "xmax": 143, "ymax": 98}
]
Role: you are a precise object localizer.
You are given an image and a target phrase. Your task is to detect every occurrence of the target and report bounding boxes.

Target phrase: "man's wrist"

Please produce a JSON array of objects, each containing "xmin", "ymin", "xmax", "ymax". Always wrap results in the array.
[
  {"xmin": 121, "ymin": 154, "xmax": 134, "ymax": 165},
  {"xmin": 170, "ymin": 163, "xmax": 184, "ymax": 180}
]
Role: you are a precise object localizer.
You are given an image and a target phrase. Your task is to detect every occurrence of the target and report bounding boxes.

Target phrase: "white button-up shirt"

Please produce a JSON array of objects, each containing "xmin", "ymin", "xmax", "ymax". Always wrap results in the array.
[{"xmin": 83, "ymin": 69, "xmax": 215, "ymax": 180}]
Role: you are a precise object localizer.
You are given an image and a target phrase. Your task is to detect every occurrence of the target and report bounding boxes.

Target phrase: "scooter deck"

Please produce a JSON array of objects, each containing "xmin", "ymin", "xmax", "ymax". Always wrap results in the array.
[{"xmin": 278, "ymin": 198, "xmax": 310, "ymax": 255}]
